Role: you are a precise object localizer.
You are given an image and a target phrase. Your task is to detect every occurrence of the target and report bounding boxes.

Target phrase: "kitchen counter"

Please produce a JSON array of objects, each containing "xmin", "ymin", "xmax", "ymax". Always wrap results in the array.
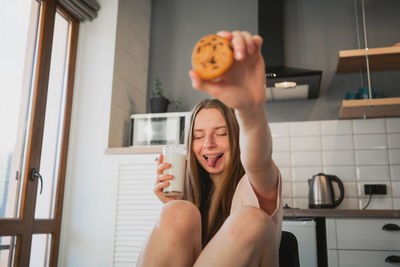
[{"xmin": 283, "ymin": 208, "xmax": 400, "ymax": 218}]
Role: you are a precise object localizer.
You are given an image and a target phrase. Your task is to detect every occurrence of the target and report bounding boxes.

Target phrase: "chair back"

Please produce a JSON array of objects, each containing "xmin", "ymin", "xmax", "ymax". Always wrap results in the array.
[{"xmin": 279, "ymin": 231, "xmax": 300, "ymax": 267}]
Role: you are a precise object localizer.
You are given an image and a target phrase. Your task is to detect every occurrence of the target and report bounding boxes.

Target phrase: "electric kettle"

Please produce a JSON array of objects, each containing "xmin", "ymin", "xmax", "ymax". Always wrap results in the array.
[{"xmin": 308, "ymin": 173, "xmax": 344, "ymax": 208}]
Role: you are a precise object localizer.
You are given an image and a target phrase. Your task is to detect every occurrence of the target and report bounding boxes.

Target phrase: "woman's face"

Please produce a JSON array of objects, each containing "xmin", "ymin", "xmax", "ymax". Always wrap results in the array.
[{"xmin": 192, "ymin": 108, "xmax": 231, "ymax": 177}]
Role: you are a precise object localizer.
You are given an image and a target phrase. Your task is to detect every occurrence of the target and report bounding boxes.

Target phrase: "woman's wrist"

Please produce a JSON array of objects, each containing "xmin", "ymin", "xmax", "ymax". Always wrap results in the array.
[{"xmin": 235, "ymin": 104, "xmax": 267, "ymax": 124}]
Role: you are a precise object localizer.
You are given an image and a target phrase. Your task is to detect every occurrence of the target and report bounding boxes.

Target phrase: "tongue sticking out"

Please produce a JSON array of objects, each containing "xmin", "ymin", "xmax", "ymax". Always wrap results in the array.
[
  {"xmin": 206, "ymin": 154, "xmax": 222, "ymax": 168},
  {"xmin": 207, "ymin": 156, "xmax": 218, "ymax": 167}
]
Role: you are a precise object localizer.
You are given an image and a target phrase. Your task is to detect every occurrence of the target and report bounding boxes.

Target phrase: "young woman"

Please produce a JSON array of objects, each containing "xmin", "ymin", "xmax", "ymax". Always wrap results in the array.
[{"xmin": 137, "ymin": 30, "xmax": 282, "ymax": 267}]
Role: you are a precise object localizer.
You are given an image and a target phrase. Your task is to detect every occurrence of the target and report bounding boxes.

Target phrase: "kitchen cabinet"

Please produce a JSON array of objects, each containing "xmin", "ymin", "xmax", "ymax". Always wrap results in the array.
[{"xmin": 326, "ymin": 218, "xmax": 400, "ymax": 267}]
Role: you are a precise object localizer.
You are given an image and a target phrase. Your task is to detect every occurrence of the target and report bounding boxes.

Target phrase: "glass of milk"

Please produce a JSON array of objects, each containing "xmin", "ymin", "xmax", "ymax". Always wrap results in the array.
[{"xmin": 162, "ymin": 145, "xmax": 186, "ymax": 197}]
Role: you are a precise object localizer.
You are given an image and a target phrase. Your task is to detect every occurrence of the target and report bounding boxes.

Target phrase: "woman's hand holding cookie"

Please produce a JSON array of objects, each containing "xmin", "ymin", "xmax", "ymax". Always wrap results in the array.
[
  {"xmin": 190, "ymin": 30, "xmax": 266, "ymax": 113},
  {"xmin": 154, "ymin": 154, "xmax": 183, "ymax": 203}
]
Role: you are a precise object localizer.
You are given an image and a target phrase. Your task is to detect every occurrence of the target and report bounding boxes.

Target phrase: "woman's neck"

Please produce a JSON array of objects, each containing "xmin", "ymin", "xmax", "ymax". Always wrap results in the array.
[{"xmin": 209, "ymin": 173, "xmax": 224, "ymax": 192}]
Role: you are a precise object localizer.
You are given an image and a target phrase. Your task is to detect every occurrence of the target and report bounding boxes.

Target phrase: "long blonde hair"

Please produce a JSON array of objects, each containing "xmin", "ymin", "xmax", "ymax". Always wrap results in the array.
[{"xmin": 185, "ymin": 99, "xmax": 245, "ymax": 246}]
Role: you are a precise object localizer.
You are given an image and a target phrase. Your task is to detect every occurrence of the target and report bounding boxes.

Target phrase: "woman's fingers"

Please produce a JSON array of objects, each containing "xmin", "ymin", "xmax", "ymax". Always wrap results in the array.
[
  {"xmin": 157, "ymin": 154, "xmax": 163, "ymax": 165},
  {"xmin": 241, "ymin": 31, "xmax": 255, "ymax": 55},
  {"xmin": 155, "ymin": 173, "xmax": 174, "ymax": 184},
  {"xmin": 154, "ymin": 180, "xmax": 170, "ymax": 193},
  {"xmin": 252, "ymin": 35, "xmax": 263, "ymax": 53},
  {"xmin": 231, "ymin": 30, "xmax": 246, "ymax": 60},
  {"xmin": 216, "ymin": 30, "xmax": 232, "ymax": 40},
  {"xmin": 157, "ymin": 162, "xmax": 171, "ymax": 175}
]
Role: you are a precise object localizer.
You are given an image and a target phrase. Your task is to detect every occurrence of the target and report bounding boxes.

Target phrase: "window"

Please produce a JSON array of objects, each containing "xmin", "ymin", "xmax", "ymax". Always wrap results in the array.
[{"xmin": 0, "ymin": 0, "xmax": 78, "ymax": 266}]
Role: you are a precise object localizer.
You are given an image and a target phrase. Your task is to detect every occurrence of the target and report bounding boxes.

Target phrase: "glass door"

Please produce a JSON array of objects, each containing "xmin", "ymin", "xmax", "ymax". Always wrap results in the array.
[{"xmin": 0, "ymin": 0, "xmax": 79, "ymax": 266}]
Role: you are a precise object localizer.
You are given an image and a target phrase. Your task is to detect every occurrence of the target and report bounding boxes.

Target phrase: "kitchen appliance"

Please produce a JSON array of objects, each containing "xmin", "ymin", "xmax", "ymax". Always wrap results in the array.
[
  {"xmin": 258, "ymin": 1, "xmax": 322, "ymax": 101},
  {"xmin": 130, "ymin": 112, "xmax": 190, "ymax": 146},
  {"xmin": 308, "ymin": 173, "xmax": 344, "ymax": 208},
  {"xmin": 282, "ymin": 219, "xmax": 318, "ymax": 267}
]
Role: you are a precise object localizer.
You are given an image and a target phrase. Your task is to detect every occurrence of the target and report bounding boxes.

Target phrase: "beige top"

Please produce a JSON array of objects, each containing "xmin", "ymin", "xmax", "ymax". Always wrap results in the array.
[{"xmin": 230, "ymin": 171, "xmax": 282, "ymax": 266}]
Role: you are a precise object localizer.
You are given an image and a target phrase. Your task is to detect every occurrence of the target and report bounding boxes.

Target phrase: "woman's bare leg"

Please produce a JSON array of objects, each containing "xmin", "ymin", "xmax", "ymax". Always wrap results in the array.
[
  {"xmin": 137, "ymin": 200, "xmax": 202, "ymax": 267},
  {"xmin": 194, "ymin": 206, "xmax": 278, "ymax": 267}
]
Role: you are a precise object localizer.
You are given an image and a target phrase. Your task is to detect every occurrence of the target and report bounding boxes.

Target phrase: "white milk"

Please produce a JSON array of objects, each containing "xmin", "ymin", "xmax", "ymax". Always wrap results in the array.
[{"xmin": 163, "ymin": 145, "xmax": 186, "ymax": 197}]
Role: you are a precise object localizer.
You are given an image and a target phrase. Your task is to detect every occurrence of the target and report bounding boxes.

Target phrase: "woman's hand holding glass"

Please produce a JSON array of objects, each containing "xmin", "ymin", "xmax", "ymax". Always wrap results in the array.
[{"xmin": 154, "ymin": 154, "xmax": 183, "ymax": 203}]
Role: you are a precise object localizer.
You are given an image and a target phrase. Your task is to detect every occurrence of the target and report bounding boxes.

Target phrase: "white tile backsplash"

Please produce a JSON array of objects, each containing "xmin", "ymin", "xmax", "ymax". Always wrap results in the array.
[
  {"xmin": 323, "ymin": 151, "xmax": 355, "ymax": 166},
  {"xmin": 323, "ymin": 166, "xmax": 356, "ymax": 181},
  {"xmin": 342, "ymin": 182, "xmax": 358, "ymax": 197},
  {"xmin": 321, "ymin": 120, "xmax": 353, "ymax": 135},
  {"xmin": 292, "ymin": 198, "xmax": 309, "ymax": 209},
  {"xmin": 322, "ymin": 135, "xmax": 354, "ymax": 151},
  {"xmin": 388, "ymin": 149, "xmax": 400, "ymax": 164},
  {"xmin": 292, "ymin": 182, "xmax": 309, "ymax": 198},
  {"xmin": 338, "ymin": 198, "xmax": 359, "ymax": 209},
  {"xmin": 282, "ymin": 182, "xmax": 293, "ymax": 198},
  {"xmin": 387, "ymin": 133, "xmax": 400, "ymax": 149},
  {"xmin": 270, "ymin": 122, "xmax": 290, "ymax": 137},
  {"xmin": 279, "ymin": 167, "xmax": 292, "ymax": 182},
  {"xmin": 356, "ymin": 165, "xmax": 390, "ymax": 181},
  {"xmin": 358, "ymin": 197, "xmax": 393, "ymax": 209},
  {"xmin": 355, "ymin": 150, "xmax": 388, "ymax": 165},
  {"xmin": 291, "ymin": 151, "xmax": 323, "ymax": 167},
  {"xmin": 270, "ymin": 118, "xmax": 400, "ymax": 210},
  {"xmin": 291, "ymin": 136, "xmax": 321, "ymax": 151},
  {"xmin": 392, "ymin": 182, "xmax": 400, "ymax": 197},
  {"xmin": 386, "ymin": 118, "xmax": 400, "ymax": 133},
  {"xmin": 390, "ymin": 165, "xmax": 400, "ymax": 181},
  {"xmin": 292, "ymin": 167, "xmax": 323, "ymax": 182},
  {"xmin": 353, "ymin": 118, "xmax": 386, "ymax": 134},
  {"xmin": 290, "ymin": 121, "xmax": 321, "ymax": 136},
  {"xmin": 393, "ymin": 198, "xmax": 400, "ymax": 209},
  {"xmin": 354, "ymin": 134, "xmax": 387, "ymax": 150},
  {"xmin": 273, "ymin": 137, "xmax": 290, "ymax": 152},
  {"xmin": 273, "ymin": 152, "xmax": 291, "ymax": 167}
]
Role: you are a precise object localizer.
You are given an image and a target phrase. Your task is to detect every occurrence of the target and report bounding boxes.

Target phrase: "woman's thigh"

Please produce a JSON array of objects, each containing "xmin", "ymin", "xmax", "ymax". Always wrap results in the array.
[{"xmin": 194, "ymin": 206, "xmax": 278, "ymax": 267}]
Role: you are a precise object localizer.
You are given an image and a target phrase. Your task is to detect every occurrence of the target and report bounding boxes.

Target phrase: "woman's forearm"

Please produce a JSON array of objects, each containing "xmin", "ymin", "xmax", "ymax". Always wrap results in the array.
[{"xmin": 235, "ymin": 104, "xmax": 278, "ymax": 193}]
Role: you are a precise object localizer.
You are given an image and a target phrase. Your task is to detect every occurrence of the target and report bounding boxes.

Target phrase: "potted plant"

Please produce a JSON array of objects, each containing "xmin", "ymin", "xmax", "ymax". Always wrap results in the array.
[{"xmin": 150, "ymin": 78, "xmax": 181, "ymax": 113}]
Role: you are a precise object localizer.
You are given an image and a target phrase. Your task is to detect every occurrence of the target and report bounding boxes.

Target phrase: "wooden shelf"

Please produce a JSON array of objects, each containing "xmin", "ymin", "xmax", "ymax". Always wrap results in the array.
[
  {"xmin": 339, "ymin": 97, "xmax": 400, "ymax": 119},
  {"xmin": 336, "ymin": 46, "xmax": 400, "ymax": 74}
]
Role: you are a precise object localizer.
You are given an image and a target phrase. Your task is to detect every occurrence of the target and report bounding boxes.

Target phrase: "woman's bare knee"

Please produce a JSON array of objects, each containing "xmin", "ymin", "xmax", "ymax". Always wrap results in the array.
[
  {"xmin": 226, "ymin": 206, "xmax": 275, "ymax": 245},
  {"xmin": 158, "ymin": 200, "xmax": 201, "ymax": 237}
]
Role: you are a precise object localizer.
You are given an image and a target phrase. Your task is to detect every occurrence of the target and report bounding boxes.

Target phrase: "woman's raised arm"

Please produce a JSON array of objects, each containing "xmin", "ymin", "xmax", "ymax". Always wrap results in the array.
[{"xmin": 189, "ymin": 30, "xmax": 279, "ymax": 201}]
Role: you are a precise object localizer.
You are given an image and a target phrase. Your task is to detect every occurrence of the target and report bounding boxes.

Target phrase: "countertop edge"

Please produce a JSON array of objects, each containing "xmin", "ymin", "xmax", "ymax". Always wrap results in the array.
[
  {"xmin": 105, "ymin": 146, "xmax": 163, "ymax": 154},
  {"xmin": 283, "ymin": 209, "xmax": 400, "ymax": 218}
]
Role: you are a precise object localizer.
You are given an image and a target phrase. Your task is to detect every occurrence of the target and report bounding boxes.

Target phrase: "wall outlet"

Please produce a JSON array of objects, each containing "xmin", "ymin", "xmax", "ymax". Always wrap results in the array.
[{"xmin": 364, "ymin": 184, "xmax": 387, "ymax": 195}]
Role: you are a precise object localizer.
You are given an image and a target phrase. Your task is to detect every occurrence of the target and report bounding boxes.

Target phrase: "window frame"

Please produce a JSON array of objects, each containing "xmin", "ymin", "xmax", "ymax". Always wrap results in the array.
[{"xmin": 0, "ymin": 1, "xmax": 79, "ymax": 266}]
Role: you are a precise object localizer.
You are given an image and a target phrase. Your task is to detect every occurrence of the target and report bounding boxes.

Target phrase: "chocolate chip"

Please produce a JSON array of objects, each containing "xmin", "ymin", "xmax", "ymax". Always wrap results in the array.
[{"xmin": 210, "ymin": 57, "xmax": 216, "ymax": 64}]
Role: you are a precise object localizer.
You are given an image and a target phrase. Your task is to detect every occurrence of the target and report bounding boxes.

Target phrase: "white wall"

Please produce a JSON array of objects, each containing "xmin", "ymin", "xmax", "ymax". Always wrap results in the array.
[{"xmin": 59, "ymin": 0, "xmax": 119, "ymax": 266}]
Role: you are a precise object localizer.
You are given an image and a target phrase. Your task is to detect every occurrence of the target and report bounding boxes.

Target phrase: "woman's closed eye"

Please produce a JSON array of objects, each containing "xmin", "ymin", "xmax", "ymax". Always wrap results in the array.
[{"xmin": 216, "ymin": 131, "xmax": 227, "ymax": 136}]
